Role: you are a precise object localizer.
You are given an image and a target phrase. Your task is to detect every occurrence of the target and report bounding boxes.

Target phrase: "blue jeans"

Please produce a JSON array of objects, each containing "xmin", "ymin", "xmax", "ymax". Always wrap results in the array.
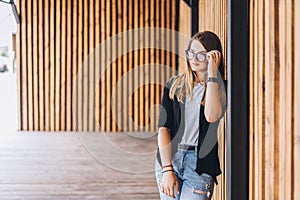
[{"xmin": 155, "ymin": 146, "xmax": 215, "ymax": 200}]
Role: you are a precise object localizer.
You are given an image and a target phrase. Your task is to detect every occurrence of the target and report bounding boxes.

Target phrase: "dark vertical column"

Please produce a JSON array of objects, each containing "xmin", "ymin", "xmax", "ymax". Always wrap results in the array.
[
  {"xmin": 190, "ymin": 0, "xmax": 198, "ymax": 36},
  {"xmin": 227, "ymin": 0, "xmax": 250, "ymax": 199}
]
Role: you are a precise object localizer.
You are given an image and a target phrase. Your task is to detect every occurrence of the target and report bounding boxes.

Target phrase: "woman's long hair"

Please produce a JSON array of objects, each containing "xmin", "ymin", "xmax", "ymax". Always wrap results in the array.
[{"xmin": 169, "ymin": 31, "xmax": 225, "ymax": 103}]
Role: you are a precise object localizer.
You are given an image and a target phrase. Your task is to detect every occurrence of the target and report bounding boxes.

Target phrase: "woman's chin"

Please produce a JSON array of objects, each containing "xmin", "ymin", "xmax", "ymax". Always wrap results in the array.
[{"xmin": 191, "ymin": 67, "xmax": 207, "ymax": 73}]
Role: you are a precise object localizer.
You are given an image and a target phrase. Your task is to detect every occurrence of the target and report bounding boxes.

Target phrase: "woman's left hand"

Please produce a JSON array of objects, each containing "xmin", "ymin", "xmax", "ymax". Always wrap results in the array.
[{"xmin": 206, "ymin": 50, "xmax": 221, "ymax": 77}]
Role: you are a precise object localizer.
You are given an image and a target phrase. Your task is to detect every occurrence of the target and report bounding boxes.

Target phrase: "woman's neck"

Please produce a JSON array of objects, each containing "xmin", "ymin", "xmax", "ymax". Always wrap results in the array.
[{"xmin": 193, "ymin": 71, "xmax": 207, "ymax": 83}]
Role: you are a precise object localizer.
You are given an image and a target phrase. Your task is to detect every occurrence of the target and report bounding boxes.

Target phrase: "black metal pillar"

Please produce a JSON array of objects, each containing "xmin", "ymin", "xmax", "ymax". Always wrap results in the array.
[
  {"xmin": 227, "ymin": 0, "xmax": 250, "ymax": 199},
  {"xmin": 190, "ymin": 0, "xmax": 199, "ymax": 36}
]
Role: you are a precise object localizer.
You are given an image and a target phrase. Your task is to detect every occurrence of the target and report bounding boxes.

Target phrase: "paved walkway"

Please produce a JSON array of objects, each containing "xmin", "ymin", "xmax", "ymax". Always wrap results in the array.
[
  {"xmin": 0, "ymin": 131, "xmax": 159, "ymax": 200},
  {"xmin": 0, "ymin": 72, "xmax": 160, "ymax": 199}
]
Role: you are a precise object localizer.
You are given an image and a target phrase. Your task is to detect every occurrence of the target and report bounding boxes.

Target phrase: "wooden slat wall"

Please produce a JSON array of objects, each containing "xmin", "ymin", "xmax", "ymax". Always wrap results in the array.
[
  {"xmin": 17, "ymin": 0, "xmax": 178, "ymax": 132},
  {"xmin": 249, "ymin": 0, "xmax": 299, "ymax": 199},
  {"xmin": 179, "ymin": 1, "xmax": 228, "ymax": 200}
]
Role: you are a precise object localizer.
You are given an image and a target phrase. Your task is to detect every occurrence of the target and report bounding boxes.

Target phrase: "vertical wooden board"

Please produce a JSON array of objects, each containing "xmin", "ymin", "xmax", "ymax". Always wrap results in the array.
[
  {"xmin": 88, "ymin": 0, "xmax": 95, "ymax": 131},
  {"xmin": 283, "ymin": 0, "xmax": 293, "ymax": 198},
  {"xmin": 171, "ymin": 0, "xmax": 176, "ymax": 81},
  {"xmin": 95, "ymin": 0, "xmax": 101, "ymax": 131},
  {"xmin": 253, "ymin": 0, "xmax": 258, "ymax": 198},
  {"xmin": 27, "ymin": 0, "xmax": 34, "ymax": 131},
  {"xmin": 133, "ymin": 0, "xmax": 139, "ymax": 131},
  {"xmin": 207, "ymin": 0, "xmax": 212, "ymax": 30},
  {"xmin": 223, "ymin": 0, "xmax": 228, "ymax": 76},
  {"xmin": 294, "ymin": 0, "xmax": 300, "ymax": 198},
  {"xmin": 72, "ymin": 0, "xmax": 78, "ymax": 131},
  {"xmin": 254, "ymin": 0, "xmax": 265, "ymax": 198},
  {"xmin": 273, "ymin": 1, "xmax": 280, "ymax": 197},
  {"xmin": 66, "ymin": 0, "xmax": 72, "ymax": 131},
  {"xmin": 265, "ymin": 0, "xmax": 277, "ymax": 198},
  {"xmin": 60, "ymin": 0, "xmax": 67, "ymax": 131},
  {"xmin": 122, "ymin": 0, "xmax": 128, "ymax": 132},
  {"xmin": 273, "ymin": 0, "xmax": 281, "ymax": 198},
  {"xmin": 216, "ymin": 3, "xmax": 227, "ymax": 199},
  {"xmin": 139, "ymin": 0, "xmax": 145, "ymax": 130},
  {"xmin": 149, "ymin": 0, "xmax": 155, "ymax": 131},
  {"xmin": 223, "ymin": 1, "xmax": 228, "ymax": 198},
  {"xmin": 127, "ymin": 0, "xmax": 133, "ymax": 132},
  {"xmin": 155, "ymin": 0, "xmax": 161, "ymax": 131},
  {"xmin": 44, "ymin": 0, "xmax": 50, "ymax": 131},
  {"xmin": 105, "ymin": 0, "xmax": 111, "ymax": 131},
  {"xmin": 83, "ymin": 0, "xmax": 89, "ymax": 131},
  {"xmin": 38, "ymin": 0, "xmax": 44, "ymax": 131},
  {"xmin": 21, "ymin": 0, "xmax": 28, "ymax": 130},
  {"xmin": 214, "ymin": 118, "xmax": 226, "ymax": 200},
  {"xmin": 33, "ymin": 0, "xmax": 39, "ymax": 130},
  {"xmin": 160, "ymin": 0, "xmax": 165, "ymax": 112},
  {"xmin": 249, "ymin": 0, "xmax": 255, "ymax": 198},
  {"xmin": 111, "ymin": 0, "xmax": 117, "ymax": 132},
  {"xmin": 178, "ymin": 0, "xmax": 190, "ymax": 74},
  {"xmin": 77, "ymin": 0, "xmax": 83, "ymax": 131},
  {"xmin": 215, "ymin": 0, "xmax": 218, "ymax": 33},
  {"xmin": 165, "ymin": 0, "xmax": 171, "ymax": 81},
  {"xmin": 278, "ymin": 0, "xmax": 287, "ymax": 199},
  {"xmin": 55, "ymin": 1, "xmax": 61, "ymax": 131},
  {"xmin": 100, "ymin": 0, "xmax": 106, "ymax": 131},
  {"xmin": 144, "ymin": 0, "xmax": 150, "ymax": 132},
  {"xmin": 260, "ymin": 0, "xmax": 266, "ymax": 198},
  {"xmin": 117, "ymin": 0, "xmax": 123, "ymax": 132},
  {"xmin": 199, "ymin": 0, "xmax": 204, "ymax": 30},
  {"xmin": 50, "ymin": 0, "xmax": 56, "ymax": 131}
]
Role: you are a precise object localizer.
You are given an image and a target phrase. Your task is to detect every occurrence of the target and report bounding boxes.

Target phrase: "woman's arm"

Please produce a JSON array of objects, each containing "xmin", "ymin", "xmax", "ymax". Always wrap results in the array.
[
  {"xmin": 204, "ymin": 50, "xmax": 224, "ymax": 122},
  {"xmin": 158, "ymin": 126, "xmax": 179, "ymax": 198},
  {"xmin": 157, "ymin": 82, "xmax": 179, "ymax": 198},
  {"xmin": 205, "ymin": 82, "xmax": 223, "ymax": 122},
  {"xmin": 157, "ymin": 127, "xmax": 172, "ymax": 166}
]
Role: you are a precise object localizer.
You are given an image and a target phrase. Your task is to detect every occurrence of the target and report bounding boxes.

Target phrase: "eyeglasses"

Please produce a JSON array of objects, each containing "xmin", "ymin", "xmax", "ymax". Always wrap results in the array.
[{"xmin": 185, "ymin": 49, "xmax": 207, "ymax": 62}]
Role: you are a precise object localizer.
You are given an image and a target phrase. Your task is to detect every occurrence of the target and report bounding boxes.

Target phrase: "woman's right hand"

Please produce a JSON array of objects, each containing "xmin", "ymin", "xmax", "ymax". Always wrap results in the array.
[{"xmin": 161, "ymin": 171, "xmax": 179, "ymax": 198}]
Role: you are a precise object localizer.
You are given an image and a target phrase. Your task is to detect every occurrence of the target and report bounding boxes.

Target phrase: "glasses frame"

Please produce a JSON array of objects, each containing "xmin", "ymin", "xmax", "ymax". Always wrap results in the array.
[{"xmin": 185, "ymin": 49, "xmax": 207, "ymax": 62}]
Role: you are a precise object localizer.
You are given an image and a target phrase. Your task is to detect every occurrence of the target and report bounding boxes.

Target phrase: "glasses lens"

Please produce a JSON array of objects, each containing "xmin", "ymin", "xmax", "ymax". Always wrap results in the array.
[
  {"xmin": 186, "ymin": 50, "xmax": 194, "ymax": 60},
  {"xmin": 196, "ymin": 53, "xmax": 206, "ymax": 62}
]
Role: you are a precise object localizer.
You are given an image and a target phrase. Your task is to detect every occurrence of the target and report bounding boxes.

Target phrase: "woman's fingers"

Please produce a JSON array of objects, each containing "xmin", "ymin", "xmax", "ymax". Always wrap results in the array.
[
  {"xmin": 166, "ymin": 187, "xmax": 171, "ymax": 197},
  {"xmin": 207, "ymin": 50, "xmax": 220, "ymax": 60},
  {"xmin": 161, "ymin": 184, "xmax": 177, "ymax": 198},
  {"xmin": 161, "ymin": 185, "xmax": 165, "ymax": 194},
  {"xmin": 175, "ymin": 180, "xmax": 179, "ymax": 195},
  {"xmin": 207, "ymin": 50, "xmax": 221, "ymax": 67},
  {"xmin": 169, "ymin": 186, "xmax": 174, "ymax": 198}
]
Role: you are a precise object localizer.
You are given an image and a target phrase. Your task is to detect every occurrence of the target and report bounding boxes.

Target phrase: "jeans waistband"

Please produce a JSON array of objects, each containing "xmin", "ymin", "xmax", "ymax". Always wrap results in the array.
[{"xmin": 178, "ymin": 144, "xmax": 197, "ymax": 151}]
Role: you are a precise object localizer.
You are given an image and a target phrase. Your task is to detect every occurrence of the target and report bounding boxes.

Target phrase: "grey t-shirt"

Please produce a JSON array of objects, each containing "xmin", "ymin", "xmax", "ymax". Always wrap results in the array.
[{"xmin": 180, "ymin": 82, "xmax": 205, "ymax": 145}]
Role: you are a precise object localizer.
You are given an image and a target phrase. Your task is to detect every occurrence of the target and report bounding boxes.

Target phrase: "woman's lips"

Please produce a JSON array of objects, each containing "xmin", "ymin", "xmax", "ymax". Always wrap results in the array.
[{"xmin": 192, "ymin": 62, "xmax": 199, "ymax": 66}]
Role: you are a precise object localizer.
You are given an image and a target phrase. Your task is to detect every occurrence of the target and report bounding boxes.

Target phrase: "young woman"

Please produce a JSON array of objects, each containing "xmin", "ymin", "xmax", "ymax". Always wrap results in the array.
[{"xmin": 155, "ymin": 31, "xmax": 226, "ymax": 200}]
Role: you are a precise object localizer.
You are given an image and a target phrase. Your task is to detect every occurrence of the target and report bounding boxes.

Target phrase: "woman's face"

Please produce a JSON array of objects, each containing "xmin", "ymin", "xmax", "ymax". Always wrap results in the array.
[{"xmin": 188, "ymin": 40, "xmax": 208, "ymax": 73}]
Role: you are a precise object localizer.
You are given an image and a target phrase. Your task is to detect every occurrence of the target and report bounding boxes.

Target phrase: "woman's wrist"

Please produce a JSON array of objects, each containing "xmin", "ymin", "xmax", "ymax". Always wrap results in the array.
[
  {"xmin": 162, "ymin": 164, "xmax": 173, "ymax": 168},
  {"xmin": 207, "ymin": 71, "xmax": 218, "ymax": 78},
  {"xmin": 162, "ymin": 163, "xmax": 173, "ymax": 171},
  {"xmin": 207, "ymin": 62, "xmax": 218, "ymax": 77},
  {"xmin": 162, "ymin": 169, "xmax": 174, "ymax": 174}
]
